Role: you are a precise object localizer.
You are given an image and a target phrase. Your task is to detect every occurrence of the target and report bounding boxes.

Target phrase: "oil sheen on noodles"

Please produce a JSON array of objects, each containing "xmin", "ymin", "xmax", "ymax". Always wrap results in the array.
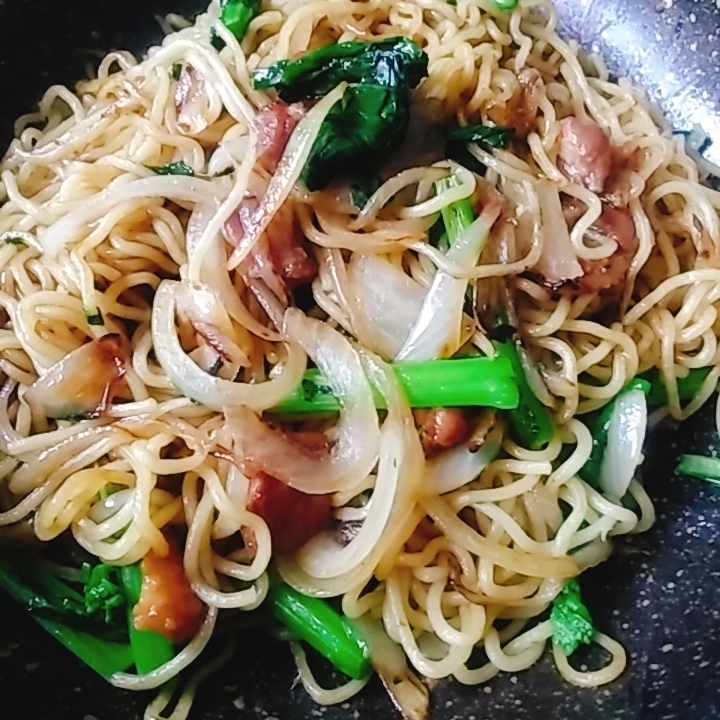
[{"xmin": 0, "ymin": 0, "xmax": 717, "ymax": 718}]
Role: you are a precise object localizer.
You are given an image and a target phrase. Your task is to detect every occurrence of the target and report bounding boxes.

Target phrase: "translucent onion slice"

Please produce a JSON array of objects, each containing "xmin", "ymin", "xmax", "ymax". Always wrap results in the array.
[
  {"xmin": 348, "ymin": 254, "xmax": 426, "ymax": 359},
  {"xmin": 227, "ymin": 309, "xmax": 380, "ymax": 495},
  {"xmin": 227, "ymin": 82, "xmax": 347, "ymax": 270},
  {"xmin": 531, "ymin": 179, "xmax": 583, "ymax": 285},
  {"xmin": 396, "ymin": 198, "xmax": 502, "ymax": 361},
  {"xmin": 151, "ymin": 280, "xmax": 305, "ymax": 412},
  {"xmin": 295, "ymin": 410, "xmax": 401, "ymax": 577},
  {"xmin": 23, "ymin": 335, "xmax": 128, "ymax": 419},
  {"xmin": 175, "ymin": 281, "xmax": 250, "ymax": 367},
  {"xmin": 277, "ymin": 350, "xmax": 424, "ymax": 594},
  {"xmin": 354, "ymin": 616, "xmax": 429, "ymax": 720},
  {"xmin": 40, "ymin": 176, "xmax": 228, "ymax": 257},
  {"xmin": 599, "ymin": 388, "xmax": 647, "ymax": 499}
]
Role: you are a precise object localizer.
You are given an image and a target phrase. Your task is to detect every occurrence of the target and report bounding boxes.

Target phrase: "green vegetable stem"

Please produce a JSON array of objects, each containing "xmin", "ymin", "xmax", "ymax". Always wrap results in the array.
[
  {"xmin": 271, "ymin": 356, "xmax": 520, "ymax": 417},
  {"xmin": 0, "ymin": 554, "xmax": 134, "ymax": 678},
  {"xmin": 145, "ymin": 160, "xmax": 195, "ymax": 176},
  {"xmin": 219, "ymin": 0, "xmax": 261, "ymax": 40},
  {"xmin": 676, "ymin": 454, "xmax": 720, "ymax": 485},
  {"xmin": 550, "ymin": 578, "xmax": 594, "ymax": 655},
  {"xmin": 444, "ymin": 121, "xmax": 512, "ymax": 175},
  {"xmin": 268, "ymin": 584, "xmax": 371, "ymax": 680},
  {"xmin": 641, "ymin": 366, "xmax": 713, "ymax": 407},
  {"xmin": 493, "ymin": 340, "xmax": 554, "ymax": 450},
  {"xmin": 253, "ymin": 38, "xmax": 429, "ymax": 190},
  {"xmin": 579, "ymin": 378, "xmax": 650, "ymax": 487},
  {"xmin": 120, "ymin": 564, "xmax": 175, "ymax": 675}
]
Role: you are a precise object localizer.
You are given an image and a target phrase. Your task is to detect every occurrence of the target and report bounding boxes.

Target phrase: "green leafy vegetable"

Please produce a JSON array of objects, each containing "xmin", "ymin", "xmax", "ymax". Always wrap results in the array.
[
  {"xmin": 253, "ymin": 38, "xmax": 429, "ymax": 190},
  {"xmin": 348, "ymin": 172, "xmax": 382, "ymax": 209},
  {"xmin": 269, "ymin": 583, "xmax": 371, "ymax": 680},
  {"xmin": 445, "ymin": 121, "xmax": 512, "ymax": 175},
  {"xmin": 435, "ymin": 175, "xmax": 475, "ymax": 251},
  {"xmin": 579, "ymin": 378, "xmax": 651, "ymax": 487},
  {"xmin": 493, "ymin": 340, "xmax": 554, "ymax": 450},
  {"xmin": 272, "ymin": 356, "xmax": 519, "ymax": 416},
  {"xmin": 676, "ymin": 454, "xmax": 720, "ymax": 485},
  {"xmin": 641, "ymin": 366, "xmax": 713, "ymax": 407},
  {"xmin": 170, "ymin": 63, "xmax": 183, "ymax": 81},
  {"xmin": 81, "ymin": 563, "xmax": 125, "ymax": 625},
  {"xmin": 4, "ymin": 236, "xmax": 25, "ymax": 246},
  {"xmin": 550, "ymin": 578, "xmax": 594, "ymax": 655},
  {"xmin": 446, "ymin": 123, "xmax": 512, "ymax": 147},
  {"xmin": 119, "ymin": 564, "xmax": 175, "ymax": 675},
  {"xmin": 219, "ymin": 0, "xmax": 261, "ymax": 40},
  {"xmin": 487, "ymin": 0, "xmax": 519, "ymax": 10},
  {"xmin": 146, "ymin": 160, "xmax": 195, "ymax": 176},
  {"xmin": 0, "ymin": 554, "xmax": 134, "ymax": 678},
  {"xmin": 85, "ymin": 309, "xmax": 104, "ymax": 326}
]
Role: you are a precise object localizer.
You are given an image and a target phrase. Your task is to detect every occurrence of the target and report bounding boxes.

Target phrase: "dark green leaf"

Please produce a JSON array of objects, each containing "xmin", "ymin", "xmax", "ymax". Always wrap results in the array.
[
  {"xmin": 85, "ymin": 309, "xmax": 104, "ymax": 326},
  {"xmin": 445, "ymin": 122, "xmax": 512, "ymax": 174},
  {"xmin": 220, "ymin": 0, "xmax": 261, "ymax": 41},
  {"xmin": 550, "ymin": 579, "xmax": 594, "ymax": 655},
  {"xmin": 446, "ymin": 123, "xmax": 512, "ymax": 148},
  {"xmin": 348, "ymin": 172, "xmax": 382, "ymax": 209},
  {"xmin": 170, "ymin": 63, "xmax": 183, "ymax": 81},
  {"xmin": 303, "ymin": 85, "xmax": 409, "ymax": 190},
  {"xmin": 0, "ymin": 554, "xmax": 126, "ymax": 641},
  {"xmin": 4, "ymin": 236, "xmax": 26, "ymax": 246},
  {"xmin": 146, "ymin": 160, "xmax": 195, "ymax": 176},
  {"xmin": 252, "ymin": 38, "xmax": 428, "ymax": 190},
  {"xmin": 253, "ymin": 37, "xmax": 428, "ymax": 100},
  {"xmin": 81, "ymin": 563, "xmax": 125, "ymax": 625}
]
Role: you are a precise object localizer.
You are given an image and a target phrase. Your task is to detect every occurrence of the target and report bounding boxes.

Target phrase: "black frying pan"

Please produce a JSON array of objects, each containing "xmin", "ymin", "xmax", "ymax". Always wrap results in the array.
[{"xmin": 1, "ymin": 1, "xmax": 720, "ymax": 718}]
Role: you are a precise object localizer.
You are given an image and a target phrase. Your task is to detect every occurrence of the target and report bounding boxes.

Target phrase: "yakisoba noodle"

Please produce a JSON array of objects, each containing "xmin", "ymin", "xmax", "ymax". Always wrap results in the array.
[{"xmin": 0, "ymin": 0, "xmax": 717, "ymax": 716}]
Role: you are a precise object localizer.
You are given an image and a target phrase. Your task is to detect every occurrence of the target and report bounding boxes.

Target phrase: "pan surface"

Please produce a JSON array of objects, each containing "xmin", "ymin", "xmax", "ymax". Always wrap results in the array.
[{"xmin": 0, "ymin": 1, "xmax": 719, "ymax": 718}]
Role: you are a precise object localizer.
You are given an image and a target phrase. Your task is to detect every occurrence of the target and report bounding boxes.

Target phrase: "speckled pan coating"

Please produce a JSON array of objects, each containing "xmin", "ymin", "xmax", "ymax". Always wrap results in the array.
[
  {"xmin": 1, "ymin": 1, "xmax": 720, "ymax": 719},
  {"xmin": 554, "ymin": 0, "xmax": 720, "ymax": 166}
]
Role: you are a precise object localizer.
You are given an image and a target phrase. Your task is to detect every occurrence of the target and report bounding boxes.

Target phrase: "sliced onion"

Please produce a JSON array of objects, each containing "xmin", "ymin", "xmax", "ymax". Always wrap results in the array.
[
  {"xmin": 23, "ymin": 335, "xmax": 128, "ymax": 419},
  {"xmin": 348, "ymin": 254, "xmax": 426, "ymax": 359},
  {"xmin": 599, "ymin": 389, "xmax": 647, "ymax": 499},
  {"xmin": 227, "ymin": 83, "xmax": 347, "ymax": 270},
  {"xmin": 40, "ymin": 176, "xmax": 228, "ymax": 257},
  {"xmin": 295, "ymin": 409, "xmax": 401, "ymax": 577},
  {"xmin": 151, "ymin": 280, "xmax": 305, "ymax": 411},
  {"xmin": 396, "ymin": 197, "xmax": 502, "ymax": 361},
  {"xmin": 354, "ymin": 616, "xmax": 429, "ymax": 720},
  {"xmin": 176, "ymin": 281, "xmax": 249, "ymax": 366},
  {"xmin": 424, "ymin": 433, "xmax": 501, "ymax": 495},
  {"xmin": 276, "ymin": 350, "xmax": 424, "ymax": 595},
  {"xmin": 228, "ymin": 308, "xmax": 379, "ymax": 495},
  {"xmin": 188, "ymin": 204, "xmax": 281, "ymax": 342},
  {"xmin": 531, "ymin": 179, "xmax": 583, "ymax": 286}
]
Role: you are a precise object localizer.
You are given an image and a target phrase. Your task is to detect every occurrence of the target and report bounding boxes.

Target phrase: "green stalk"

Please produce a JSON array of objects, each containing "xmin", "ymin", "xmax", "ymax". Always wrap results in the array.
[
  {"xmin": 676, "ymin": 454, "xmax": 720, "ymax": 484},
  {"xmin": 268, "ymin": 584, "xmax": 371, "ymax": 680},
  {"xmin": 436, "ymin": 175, "xmax": 474, "ymax": 250},
  {"xmin": 36, "ymin": 617, "xmax": 134, "ymax": 678},
  {"xmin": 270, "ymin": 356, "xmax": 519, "ymax": 417},
  {"xmin": 579, "ymin": 378, "xmax": 650, "ymax": 486},
  {"xmin": 119, "ymin": 564, "xmax": 175, "ymax": 675},
  {"xmin": 641, "ymin": 366, "xmax": 713, "ymax": 407},
  {"xmin": 493, "ymin": 340, "xmax": 554, "ymax": 450},
  {"xmin": 0, "ymin": 556, "xmax": 133, "ymax": 678},
  {"xmin": 219, "ymin": 0, "xmax": 261, "ymax": 40}
]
